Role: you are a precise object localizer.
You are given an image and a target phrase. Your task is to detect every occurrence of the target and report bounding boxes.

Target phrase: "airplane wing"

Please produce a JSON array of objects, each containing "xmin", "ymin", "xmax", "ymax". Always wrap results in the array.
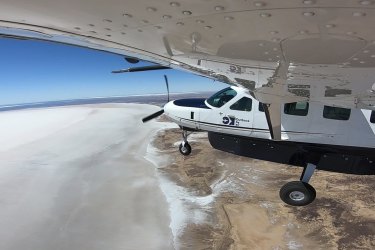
[{"xmin": 1, "ymin": 0, "xmax": 375, "ymax": 110}]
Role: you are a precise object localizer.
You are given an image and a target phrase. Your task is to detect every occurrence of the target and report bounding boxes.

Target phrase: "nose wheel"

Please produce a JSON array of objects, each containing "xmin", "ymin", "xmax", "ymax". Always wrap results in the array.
[
  {"xmin": 179, "ymin": 130, "xmax": 192, "ymax": 156},
  {"xmin": 279, "ymin": 163, "xmax": 317, "ymax": 206},
  {"xmin": 179, "ymin": 142, "xmax": 192, "ymax": 155}
]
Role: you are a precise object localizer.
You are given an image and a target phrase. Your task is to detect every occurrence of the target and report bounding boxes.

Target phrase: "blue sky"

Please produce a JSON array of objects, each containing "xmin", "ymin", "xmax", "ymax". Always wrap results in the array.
[{"xmin": 0, "ymin": 38, "xmax": 227, "ymax": 105}]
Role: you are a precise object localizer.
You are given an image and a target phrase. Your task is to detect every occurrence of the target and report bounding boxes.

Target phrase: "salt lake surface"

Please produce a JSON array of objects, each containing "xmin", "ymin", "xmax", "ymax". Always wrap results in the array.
[{"xmin": 0, "ymin": 104, "xmax": 175, "ymax": 250}]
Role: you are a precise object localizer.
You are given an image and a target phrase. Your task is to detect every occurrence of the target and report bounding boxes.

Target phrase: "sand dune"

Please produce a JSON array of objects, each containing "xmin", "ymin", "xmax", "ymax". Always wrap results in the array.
[{"xmin": 151, "ymin": 126, "xmax": 375, "ymax": 250}]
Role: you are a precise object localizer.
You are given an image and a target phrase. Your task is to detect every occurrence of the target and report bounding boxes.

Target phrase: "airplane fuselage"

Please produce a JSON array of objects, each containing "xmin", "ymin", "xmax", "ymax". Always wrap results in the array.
[{"xmin": 164, "ymin": 86, "xmax": 375, "ymax": 149}]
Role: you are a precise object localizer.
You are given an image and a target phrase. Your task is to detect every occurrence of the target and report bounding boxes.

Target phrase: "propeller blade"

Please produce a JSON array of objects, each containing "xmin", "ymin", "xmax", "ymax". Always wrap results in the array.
[
  {"xmin": 164, "ymin": 75, "xmax": 170, "ymax": 102},
  {"xmin": 142, "ymin": 109, "xmax": 164, "ymax": 123}
]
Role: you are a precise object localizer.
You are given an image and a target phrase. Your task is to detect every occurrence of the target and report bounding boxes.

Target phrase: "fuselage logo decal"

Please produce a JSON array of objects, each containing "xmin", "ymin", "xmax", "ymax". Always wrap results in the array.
[
  {"xmin": 223, "ymin": 116, "xmax": 235, "ymax": 126},
  {"xmin": 223, "ymin": 116, "xmax": 250, "ymax": 126}
]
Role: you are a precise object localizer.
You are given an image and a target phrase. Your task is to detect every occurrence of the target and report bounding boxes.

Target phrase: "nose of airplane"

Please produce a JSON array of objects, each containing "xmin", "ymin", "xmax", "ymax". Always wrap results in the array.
[
  {"xmin": 163, "ymin": 100, "xmax": 175, "ymax": 117},
  {"xmin": 162, "ymin": 98, "xmax": 206, "ymax": 131}
]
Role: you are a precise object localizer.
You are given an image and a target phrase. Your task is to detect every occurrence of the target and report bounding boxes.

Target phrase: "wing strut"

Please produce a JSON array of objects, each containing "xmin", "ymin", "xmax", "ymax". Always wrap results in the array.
[
  {"xmin": 255, "ymin": 60, "xmax": 290, "ymax": 141},
  {"xmin": 263, "ymin": 103, "xmax": 282, "ymax": 140}
]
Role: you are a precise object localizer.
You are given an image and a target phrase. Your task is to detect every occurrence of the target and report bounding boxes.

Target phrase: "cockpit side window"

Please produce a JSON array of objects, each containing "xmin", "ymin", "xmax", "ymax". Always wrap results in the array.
[
  {"xmin": 258, "ymin": 102, "xmax": 265, "ymax": 112},
  {"xmin": 230, "ymin": 97, "xmax": 252, "ymax": 111},
  {"xmin": 370, "ymin": 111, "xmax": 375, "ymax": 123},
  {"xmin": 206, "ymin": 87, "xmax": 237, "ymax": 108}
]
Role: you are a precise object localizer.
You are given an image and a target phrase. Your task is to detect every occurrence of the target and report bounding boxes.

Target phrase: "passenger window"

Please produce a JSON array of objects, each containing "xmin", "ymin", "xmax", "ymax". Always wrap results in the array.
[
  {"xmin": 230, "ymin": 97, "xmax": 252, "ymax": 111},
  {"xmin": 206, "ymin": 87, "xmax": 237, "ymax": 108},
  {"xmin": 323, "ymin": 106, "xmax": 351, "ymax": 120},
  {"xmin": 370, "ymin": 111, "xmax": 375, "ymax": 123},
  {"xmin": 258, "ymin": 102, "xmax": 265, "ymax": 112},
  {"xmin": 284, "ymin": 102, "xmax": 309, "ymax": 116}
]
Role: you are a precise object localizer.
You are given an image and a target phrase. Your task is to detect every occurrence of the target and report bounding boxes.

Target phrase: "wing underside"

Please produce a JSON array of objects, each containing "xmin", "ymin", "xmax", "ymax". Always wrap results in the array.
[{"xmin": 1, "ymin": 0, "xmax": 375, "ymax": 109}]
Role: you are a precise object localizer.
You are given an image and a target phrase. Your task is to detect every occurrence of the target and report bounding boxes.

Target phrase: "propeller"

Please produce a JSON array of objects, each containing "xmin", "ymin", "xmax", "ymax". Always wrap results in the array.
[
  {"xmin": 164, "ymin": 75, "xmax": 170, "ymax": 102},
  {"xmin": 142, "ymin": 109, "xmax": 165, "ymax": 123},
  {"xmin": 142, "ymin": 75, "xmax": 170, "ymax": 123}
]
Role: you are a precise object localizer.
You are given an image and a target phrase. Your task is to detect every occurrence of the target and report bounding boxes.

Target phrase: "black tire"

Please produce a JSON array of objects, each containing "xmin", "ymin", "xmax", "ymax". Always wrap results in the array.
[
  {"xmin": 179, "ymin": 142, "xmax": 192, "ymax": 156},
  {"xmin": 279, "ymin": 181, "xmax": 316, "ymax": 206}
]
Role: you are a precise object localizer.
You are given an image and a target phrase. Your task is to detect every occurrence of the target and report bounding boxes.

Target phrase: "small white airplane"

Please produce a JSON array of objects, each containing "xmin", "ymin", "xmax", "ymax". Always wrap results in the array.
[{"xmin": 142, "ymin": 79, "xmax": 375, "ymax": 206}]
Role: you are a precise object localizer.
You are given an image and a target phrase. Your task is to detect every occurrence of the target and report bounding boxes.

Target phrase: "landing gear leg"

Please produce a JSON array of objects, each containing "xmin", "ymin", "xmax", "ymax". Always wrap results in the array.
[
  {"xmin": 179, "ymin": 130, "xmax": 192, "ymax": 156},
  {"xmin": 279, "ymin": 163, "xmax": 317, "ymax": 206}
]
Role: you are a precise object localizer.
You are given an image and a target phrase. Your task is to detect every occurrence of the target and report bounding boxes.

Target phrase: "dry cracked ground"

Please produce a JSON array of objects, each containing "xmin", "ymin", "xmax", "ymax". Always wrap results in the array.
[{"xmin": 152, "ymin": 119, "xmax": 375, "ymax": 250}]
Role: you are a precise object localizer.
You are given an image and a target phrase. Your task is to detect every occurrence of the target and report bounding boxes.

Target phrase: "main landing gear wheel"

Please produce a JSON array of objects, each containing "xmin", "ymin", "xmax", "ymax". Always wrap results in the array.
[
  {"xmin": 279, "ymin": 181, "xmax": 316, "ymax": 206},
  {"xmin": 279, "ymin": 163, "xmax": 317, "ymax": 206},
  {"xmin": 179, "ymin": 142, "xmax": 192, "ymax": 156}
]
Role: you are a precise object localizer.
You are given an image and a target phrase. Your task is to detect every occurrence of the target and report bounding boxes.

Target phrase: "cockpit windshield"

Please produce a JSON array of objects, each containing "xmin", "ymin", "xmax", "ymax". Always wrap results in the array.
[{"xmin": 206, "ymin": 87, "xmax": 237, "ymax": 108}]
